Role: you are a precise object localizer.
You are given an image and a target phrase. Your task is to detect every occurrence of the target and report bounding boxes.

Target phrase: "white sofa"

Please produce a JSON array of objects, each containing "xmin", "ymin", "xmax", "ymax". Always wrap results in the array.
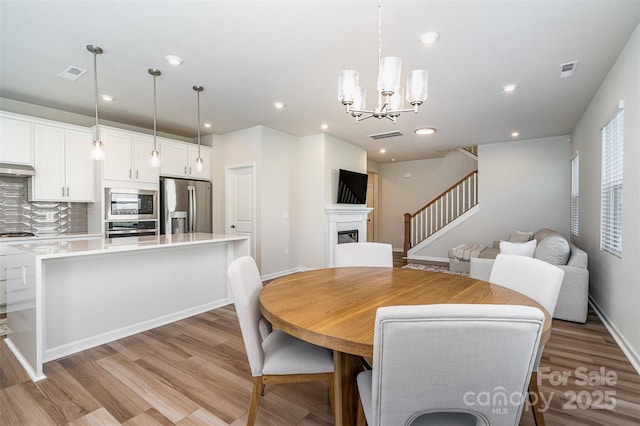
[{"xmin": 469, "ymin": 228, "xmax": 589, "ymax": 323}]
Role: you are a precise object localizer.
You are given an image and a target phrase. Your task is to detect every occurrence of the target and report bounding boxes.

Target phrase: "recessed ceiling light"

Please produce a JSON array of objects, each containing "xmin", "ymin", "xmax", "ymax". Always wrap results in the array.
[
  {"xmin": 380, "ymin": 149, "xmax": 386, "ymax": 154},
  {"xmin": 391, "ymin": 158, "xmax": 397, "ymax": 162},
  {"xmin": 511, "ymin": 131, "xmax": 520, "ymax": 137},
  {"xmin": 165, "ymin": 55, "xmax": 183, "ymax": 66},
  {"xmin": 100, "ymin": 94, "xmax": 115, "ymax": 102},
  {"xmin": 273, "ymin": 101, "xmax": 285, "ymax": 109},
  {"xmin": 420, "ymin": 32, "xmax": 440, "ymax": 44},
  {"xmin": 320, "ymin": 123, "xmax": 328, "ymax": 130},
  {"xmin": 204, "ymin": 123, "xmax": 212, "ymax": 128},
  {"xmin": 414, "ymin": 127, "xmax": 436, "ymax": 135},
  {"xmin": 502, "ymin": 84, "xmax": 518, "ymax": 93}
]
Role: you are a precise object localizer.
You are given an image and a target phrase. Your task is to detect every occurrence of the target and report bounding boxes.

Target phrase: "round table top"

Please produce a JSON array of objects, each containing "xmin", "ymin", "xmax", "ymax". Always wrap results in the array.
[{"xmin": 260, "ymin": 267, "xmax": 551, "ymax": 358}]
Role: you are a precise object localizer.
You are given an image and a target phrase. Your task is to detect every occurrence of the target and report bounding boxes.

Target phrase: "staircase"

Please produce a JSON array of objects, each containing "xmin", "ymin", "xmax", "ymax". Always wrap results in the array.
[{"xmin": 403, "ymin": 169, "xmax": 478, "ymax": 257}]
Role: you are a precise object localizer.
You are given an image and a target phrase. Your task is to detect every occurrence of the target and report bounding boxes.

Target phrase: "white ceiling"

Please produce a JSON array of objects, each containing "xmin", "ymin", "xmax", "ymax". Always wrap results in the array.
[{"xmin": 1, "ymin": 1, "xmax": 639, "ymax": 163}]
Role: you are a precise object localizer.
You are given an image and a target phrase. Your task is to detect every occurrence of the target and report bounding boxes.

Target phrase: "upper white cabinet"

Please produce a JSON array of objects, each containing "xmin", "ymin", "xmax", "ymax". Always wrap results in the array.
[
  {"xmin": 30, "ymin": 123, "xmax": 94, "ymax": 202},
  {"xmin": 0, "ymin": 113, "xmax": 33, "ymax": 165},
  {"xmin": 160, "ymin": 139, "xmax": 211, "ymax": 181},
  {"xmin": 101, "ymin": 127, "xmax": 159, "ymax": 184}
]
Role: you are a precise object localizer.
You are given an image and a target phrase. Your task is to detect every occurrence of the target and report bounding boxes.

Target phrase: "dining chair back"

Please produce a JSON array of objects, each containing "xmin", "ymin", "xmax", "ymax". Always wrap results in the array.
[
  {"xmin": 334, "ymin": 242, "xmax": 393, "ymax": 267},
  {"xmin": 489, "ymin": 254, "xmax": 564, "ymax": 316},
  {"xmin": 356, "ymin": 304, "xmax": 545, "ymax": 426},
  {"xmin": 227, "ymin": 256, "xmax": 335, "ymax": 425},
  {"xmin": 488, "ymin": 253, "xmax": 564, "ymax": 426}
]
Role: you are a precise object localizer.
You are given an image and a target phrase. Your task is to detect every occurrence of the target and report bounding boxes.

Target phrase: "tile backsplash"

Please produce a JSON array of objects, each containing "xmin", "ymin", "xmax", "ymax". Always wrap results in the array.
[{"xmin": 0, "ymin": 176, "xmax": 87, "ymax": 235}]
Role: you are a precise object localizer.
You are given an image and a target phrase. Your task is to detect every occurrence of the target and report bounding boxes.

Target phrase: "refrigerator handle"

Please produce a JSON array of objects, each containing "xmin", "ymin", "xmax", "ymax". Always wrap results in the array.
[{"xmin": 188, "ymin": 185, "xmax": 196, "ymax": 233}]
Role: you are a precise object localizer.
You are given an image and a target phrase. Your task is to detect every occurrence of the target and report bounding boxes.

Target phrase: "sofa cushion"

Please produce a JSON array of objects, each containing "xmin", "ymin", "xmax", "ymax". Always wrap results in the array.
[
  {"xmin": 535, "ymin": 234, "xmax": 570, "ymax": 265},
  {"xmin": 507, "ymin": 232, "xmax": 532, "ymax": 243},
  {"xmin": 499, "ymin": 239, "xmax": 537, "ymax": 257}
]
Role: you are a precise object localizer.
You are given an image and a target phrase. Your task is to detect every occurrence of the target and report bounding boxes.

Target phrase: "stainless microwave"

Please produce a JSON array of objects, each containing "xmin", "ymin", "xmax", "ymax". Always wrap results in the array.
[{"xmin": 105, "ymin": 188, "xmax": 157, "ymax": 221}]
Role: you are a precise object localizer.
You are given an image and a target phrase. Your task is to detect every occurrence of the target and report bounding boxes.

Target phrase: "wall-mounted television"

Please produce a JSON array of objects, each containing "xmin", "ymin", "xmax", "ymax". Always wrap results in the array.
[{"xmin": 337, "ymin": 169, "xmax": 368, "ymax": 204}]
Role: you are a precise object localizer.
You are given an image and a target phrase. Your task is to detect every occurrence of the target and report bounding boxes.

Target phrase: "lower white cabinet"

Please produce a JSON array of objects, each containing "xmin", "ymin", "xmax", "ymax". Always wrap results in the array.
[{"xmin": 29, "ymin": 124, "xmax": 94, "ymax": 202}]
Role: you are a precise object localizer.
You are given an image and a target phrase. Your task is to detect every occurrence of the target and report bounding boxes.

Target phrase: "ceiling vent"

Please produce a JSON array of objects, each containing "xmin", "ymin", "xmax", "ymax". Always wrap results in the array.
[
  {"xmin": 368, "ymin": 130, "xmax": 403, "ymax": 140},
  {"xmin": 57, "ymin": 65, "xmax": 87, "ymax": 81},
  {"xmin": 559, "ymin": 61, "xmax": 578, "ymax": 78}
]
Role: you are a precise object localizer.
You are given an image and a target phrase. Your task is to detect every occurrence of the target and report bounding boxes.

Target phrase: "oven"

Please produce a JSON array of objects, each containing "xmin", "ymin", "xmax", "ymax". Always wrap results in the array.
[
  {"xmin": 105, "ymin": 188, "xmax": 157, "ymax": 221},
  {"xmin": 106, "ymin": 220, "xmax": 158, "ymax": 238}
]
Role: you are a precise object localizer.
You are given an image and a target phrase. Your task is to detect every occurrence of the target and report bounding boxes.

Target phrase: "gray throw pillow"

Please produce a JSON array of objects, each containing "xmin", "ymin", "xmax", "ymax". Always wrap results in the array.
[{"xmin": 534, "ymin": 234, "xmax": 570, "ymax": 265}]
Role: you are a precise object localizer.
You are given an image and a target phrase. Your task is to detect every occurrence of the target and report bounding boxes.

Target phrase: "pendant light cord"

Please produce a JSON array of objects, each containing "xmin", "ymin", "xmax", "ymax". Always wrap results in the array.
[
  {"xmin": 92, "ymin": 50, "xmax": 99, "ymax": 133},
  {"xmin": 377, "ymin": 0, "xmax": 383, "ymax": 67},
  {"xmin": 153, "ymin": 74, "xmax": 157, "ymax": 149},
  {"xmin": 196, "ymin": 89, "xmax": 201, "ymax": 156}
]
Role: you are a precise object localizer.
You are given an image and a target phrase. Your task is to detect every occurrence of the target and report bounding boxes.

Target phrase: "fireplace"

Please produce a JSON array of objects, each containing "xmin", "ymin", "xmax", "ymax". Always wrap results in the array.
[
  {"xmin": 338, "ymin": 229, "xmax": 358, "ymax": 244},
  {"xmin": 326, "ymin": 204, "xmax": 373, "ymax": 266}
]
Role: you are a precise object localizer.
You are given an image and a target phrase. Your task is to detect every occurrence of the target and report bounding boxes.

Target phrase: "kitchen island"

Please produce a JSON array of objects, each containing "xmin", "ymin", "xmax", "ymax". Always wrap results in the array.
[{"xmin": 4, "ymin": 233, "xmax": 249, "ymax": 381}]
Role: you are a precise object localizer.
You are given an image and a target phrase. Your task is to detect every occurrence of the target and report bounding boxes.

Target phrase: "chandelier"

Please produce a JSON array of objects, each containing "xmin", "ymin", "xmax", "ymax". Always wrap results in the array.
[{"xmin": 338, "ymin": 0, "xmax": 428, "ymax": 123}]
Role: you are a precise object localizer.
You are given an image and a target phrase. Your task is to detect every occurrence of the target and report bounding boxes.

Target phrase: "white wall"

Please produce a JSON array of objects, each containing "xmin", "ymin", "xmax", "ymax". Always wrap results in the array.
[
  {"xmin": 412, "ymin": 136, "xmax": 571, "ymax": 260},
  {"xmin": 571, "ymin": 23, "xmax": 640, "ymax": 367},
  {"xmin": 296, "ymin": 133, "xmax": 367, "ymax": 269},
  {"xmin": 259, "ymin": 126, "xmax": 297, "ymax": 276},
  {"xmin": 378, "ymin": 150, "xmax": 478, "ymax": 250}
]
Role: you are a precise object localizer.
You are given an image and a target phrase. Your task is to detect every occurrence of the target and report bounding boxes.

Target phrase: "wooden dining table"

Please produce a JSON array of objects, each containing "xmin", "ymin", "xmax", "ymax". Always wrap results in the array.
[{"xmin": 259, "ymin": 267, "xmax": 552, "ymax": 426}]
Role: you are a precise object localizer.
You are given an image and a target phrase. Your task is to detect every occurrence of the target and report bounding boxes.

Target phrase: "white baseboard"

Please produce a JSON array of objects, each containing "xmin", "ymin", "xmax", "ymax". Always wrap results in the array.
[
  {"xmin": 4, "ymin": 338, "xmax": 46, "ymax": 382},
  {"xmin": 261, "ymin": 267, "xmax": 304, "ymax": 281},
  {"xmin": 588, "ymin": 296, "xmax": 640, "ymax": 375},
  {"xmin": 42, "ymin": 299, "xmax": 232, "ymax": 363}
]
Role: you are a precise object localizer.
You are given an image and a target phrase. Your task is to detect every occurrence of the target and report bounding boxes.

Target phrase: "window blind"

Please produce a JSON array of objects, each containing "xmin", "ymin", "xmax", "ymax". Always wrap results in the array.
[
  {"xmin": 600, "ymin": 106, "xmax": 624, "ymax": 257},
  {"xmin": 571, "ymin": 155, "xmax": 579, "ymax": 238}
]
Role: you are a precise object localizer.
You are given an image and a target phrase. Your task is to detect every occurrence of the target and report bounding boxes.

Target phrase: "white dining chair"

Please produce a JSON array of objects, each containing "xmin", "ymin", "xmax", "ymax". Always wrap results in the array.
[
  {"xmin": 356, "ymin": 303, "xmax": 545, "ymax": 426},
  {"xmin": 227, "ymin": 256, "xmax": 335, "ymax": 426},
  {"xmin": 488, "ymin": 254, "xmax": 564, "ymax": 426},
  {"xmin": 334, "ymin": 242, "xmax": 393, "ymax": 267}
]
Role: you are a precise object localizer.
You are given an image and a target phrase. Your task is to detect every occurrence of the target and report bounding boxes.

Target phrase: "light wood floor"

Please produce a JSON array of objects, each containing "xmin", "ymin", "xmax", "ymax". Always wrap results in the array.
[{"xmin": 1, "ymin": 304, "xmax": 639, "ymax": 425}]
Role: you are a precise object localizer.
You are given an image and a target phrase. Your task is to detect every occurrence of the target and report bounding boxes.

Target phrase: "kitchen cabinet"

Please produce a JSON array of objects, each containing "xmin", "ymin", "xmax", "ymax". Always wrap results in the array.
[
  {"xmin": 0, "ymin": 113, "xmax": 33, "ymax": 165},
  {"xmin": 101, "ymin": 127, "xmax": 159, "ymax": 184},
  {"xmin": 29, "ymin": 124, "xmax": 94, "ymax": 202},
  {"xmin": 160, "ymin": 139, "xmax": 211, "ymax": 181}
]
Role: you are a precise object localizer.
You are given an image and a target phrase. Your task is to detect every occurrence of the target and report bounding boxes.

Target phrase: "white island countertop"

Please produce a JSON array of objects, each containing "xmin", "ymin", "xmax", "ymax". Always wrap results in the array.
[{"xmin": 6, "ymin": 232, "xmax": 247, "ymax": 258}]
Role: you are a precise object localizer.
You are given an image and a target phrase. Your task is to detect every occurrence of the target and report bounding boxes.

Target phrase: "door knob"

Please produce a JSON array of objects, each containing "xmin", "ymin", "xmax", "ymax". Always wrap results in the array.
[{"xmin": 230, "ymin": 225, "xmax": 236, "ymax": 229}]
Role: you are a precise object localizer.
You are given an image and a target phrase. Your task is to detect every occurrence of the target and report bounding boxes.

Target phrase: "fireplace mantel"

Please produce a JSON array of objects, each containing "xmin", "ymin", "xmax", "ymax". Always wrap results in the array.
[{"xmin": 326, "ymin": 204, "xmax": 373, "ymax": 267}]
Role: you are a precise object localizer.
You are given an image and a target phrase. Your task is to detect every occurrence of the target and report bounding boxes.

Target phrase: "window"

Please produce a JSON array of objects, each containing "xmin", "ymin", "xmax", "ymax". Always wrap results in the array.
[
  {"xmin": 571, "ymin": 154, "xmax": 579, "ymax": 238},
  {"xmin": 600, "ymin": 104, "xmax": 624, "ymax": 257}
]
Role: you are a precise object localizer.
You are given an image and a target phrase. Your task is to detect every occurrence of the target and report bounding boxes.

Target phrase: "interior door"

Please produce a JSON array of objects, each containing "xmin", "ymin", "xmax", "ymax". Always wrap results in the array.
[{"xmin": 226, "ymin": 165, "xmax": 255, "ymax": 257}]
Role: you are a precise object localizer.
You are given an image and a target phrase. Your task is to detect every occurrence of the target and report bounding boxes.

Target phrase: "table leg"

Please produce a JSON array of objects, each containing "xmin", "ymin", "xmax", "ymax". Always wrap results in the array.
[{"xmin": 333, "ymin": 350, "xmax": 364, "ymax": 426}]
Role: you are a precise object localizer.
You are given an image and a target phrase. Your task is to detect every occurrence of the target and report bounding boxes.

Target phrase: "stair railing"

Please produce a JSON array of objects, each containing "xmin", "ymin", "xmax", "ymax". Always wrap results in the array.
[{"xmin": 404, "ymin": 170, "xmax": 478, "ymax": 256}]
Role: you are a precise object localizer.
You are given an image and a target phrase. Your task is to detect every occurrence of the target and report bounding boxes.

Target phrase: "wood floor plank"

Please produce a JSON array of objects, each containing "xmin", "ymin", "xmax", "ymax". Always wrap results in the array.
[
  {"xmin": 1, "ymin": 382, "xmax": 57, "ymax": 425},
  {"xmin": 176, "ymin": 407, "xmax": 230, "ymax": 426},
  {"xmin": 135, "ymin": 354, "xmax": 248, "ymax": 423},
  {"xmin": 59, "ymin": 351, "xmax": 153, "ymax": 423},
  {"xmin": 68, "ymin": 406, "xmax": 121, "ymax": 426}
]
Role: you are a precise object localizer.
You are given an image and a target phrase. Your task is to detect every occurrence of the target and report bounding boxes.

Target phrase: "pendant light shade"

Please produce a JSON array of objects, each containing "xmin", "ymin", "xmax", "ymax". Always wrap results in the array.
[
  {"xmin": 148, "ymin": 68, "xmax": 161, "ymax": 168},
  {"xmin": 193, "ymin": 85, "xmax": 204, "ymax": 173},
  {"xmin": 87, "ymin": 45, "xmax": 104, "ymax": 160}
]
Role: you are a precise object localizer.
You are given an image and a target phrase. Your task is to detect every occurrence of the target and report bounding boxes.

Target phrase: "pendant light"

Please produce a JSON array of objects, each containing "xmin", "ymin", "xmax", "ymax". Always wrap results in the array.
[
  {"xmin": 193, "ymin": 85, "xmax": 204, "ymax": 173},
  {"xmin": 87, "ymin": 45, "xmax": 104, "ymax": 160},
  {"xmin": 148, "ymin": 69, "xmax": 161, "ymax": 167}
]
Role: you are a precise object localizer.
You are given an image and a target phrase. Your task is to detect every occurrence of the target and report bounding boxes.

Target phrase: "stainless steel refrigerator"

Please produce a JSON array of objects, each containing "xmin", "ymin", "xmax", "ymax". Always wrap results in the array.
[{"xmin": 160, "ymin": 177, "xmax": 212, "ymax": 235}]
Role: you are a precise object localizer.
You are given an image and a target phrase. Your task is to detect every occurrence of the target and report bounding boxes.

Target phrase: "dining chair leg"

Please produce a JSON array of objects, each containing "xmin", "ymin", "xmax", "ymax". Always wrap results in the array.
[
  {"xmin": 528, "ymin": 372, "xmax": 545, "ymax": 426},
  {"xmin": 247, "ymin": 376, "xmax": 263, "ymax": 426}
]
